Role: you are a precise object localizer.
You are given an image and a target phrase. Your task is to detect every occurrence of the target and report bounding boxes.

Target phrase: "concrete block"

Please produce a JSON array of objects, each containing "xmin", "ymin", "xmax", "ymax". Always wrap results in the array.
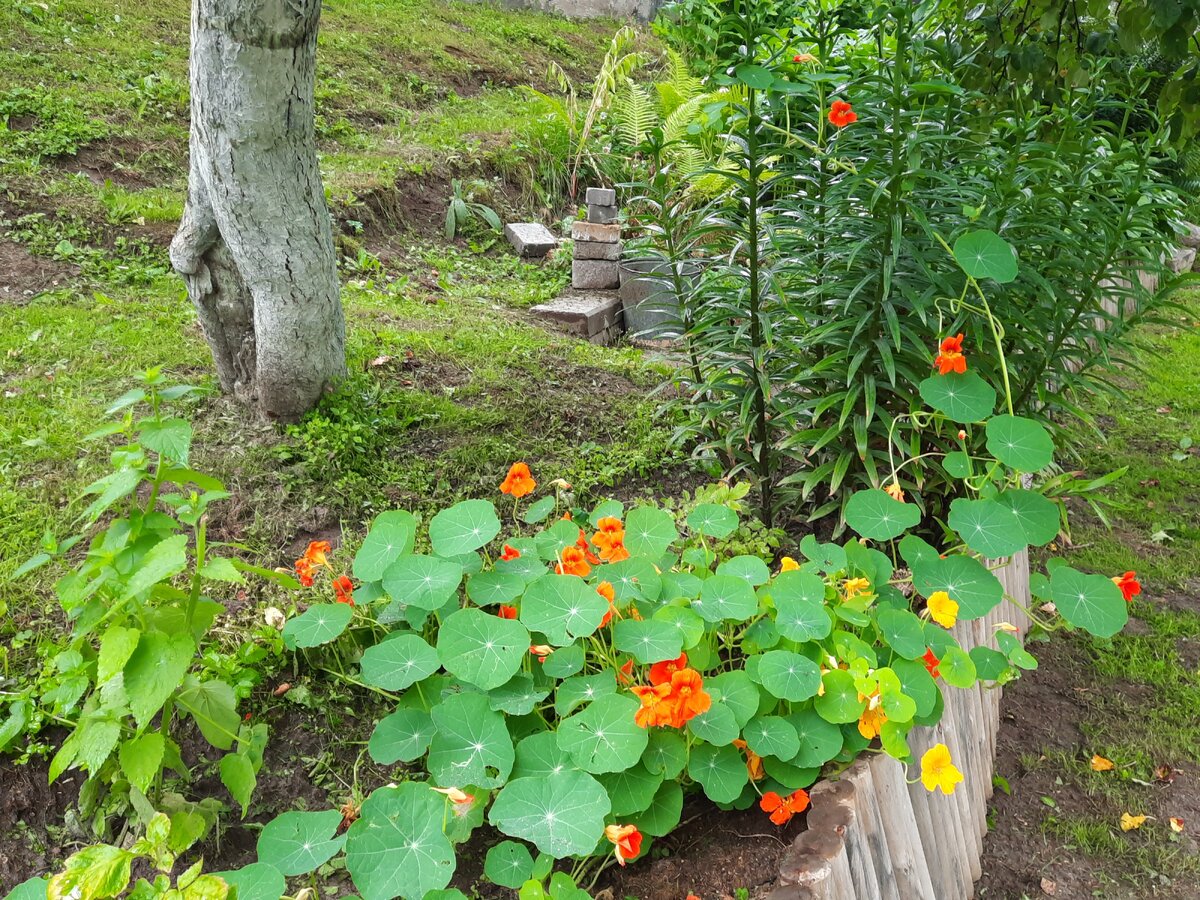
[
  {"xmin": 1180, "ymin": 222, "xmax": 1200, "ymax": 249},
  {"xmin": 585, "ymin": 187, "xmax": 616, "ymax": 206},
  {"xmin": 504, "ymin": 222, "xmax": 557, "ymax": 258},
  {"xmin": 586, "ymin": 204, "xmax": 619, "ymax": 224},
  {"xmin": 574, "ymin": 239, "xmax": 621, "ymax": 261},
  {"xmin": 531, "ymin": 290, "xmax": 623, "ymax": 338},
  {"xmin": 1170, "ymin": 246, "xmax": 1197, "ymax": 274},
  {"xmin": 572, "ymin": 259, "xmax": 620, "ymax": 290},
  {"xmin": 571, "ymin": 221, "xmax": 621, "ymax": 244}
]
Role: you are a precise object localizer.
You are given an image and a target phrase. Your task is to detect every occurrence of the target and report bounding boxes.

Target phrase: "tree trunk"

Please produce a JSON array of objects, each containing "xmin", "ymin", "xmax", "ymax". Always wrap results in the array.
[{"xmin": 170, "ymin": 0, "xmax": 345, "ymax": 421}]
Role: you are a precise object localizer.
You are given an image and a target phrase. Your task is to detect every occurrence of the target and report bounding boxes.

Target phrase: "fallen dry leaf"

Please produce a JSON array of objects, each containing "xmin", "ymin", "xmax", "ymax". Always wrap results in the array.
[
  {"xmin": 1154, "ymin": 764, "xmax": 1178, "ymax": 784},
  {"xmin": 1040, "ymin": 877, "xmax": 1057, "ymax": 895},
  {"xmin": 1120, "ymin": 813, "xmax": 1148, "ymax": 832},
  {"xmin": 1170, "ymin": 817, "xmax": 1185, "ymax": 834},
  {"xmin": 273, "ymin": 682, "xmax": 292, "ymax": 696},
  {"xmin": 1091, "ymin": 754, "xmax": 1115, "ymax": 772}
]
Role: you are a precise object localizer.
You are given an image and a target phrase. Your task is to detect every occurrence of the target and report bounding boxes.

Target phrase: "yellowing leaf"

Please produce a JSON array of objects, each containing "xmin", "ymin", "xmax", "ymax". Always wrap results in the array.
[
  {"xmin": 1090, "ymin": 754, "xmax": 1115, "ymax": 772},
  {"xmin": 1120, "ymin": 813, "xmax": 1147, "ymax": 832},
  {"xmin": 1170, "ymin": 817, "xmax": 1185, "ymax": 833}
]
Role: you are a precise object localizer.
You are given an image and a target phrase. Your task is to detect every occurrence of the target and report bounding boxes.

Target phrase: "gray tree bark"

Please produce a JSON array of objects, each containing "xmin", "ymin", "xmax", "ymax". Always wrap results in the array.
[{"xmin": 170, "ymin": 0, "xmax": 345, "ymax": 421}]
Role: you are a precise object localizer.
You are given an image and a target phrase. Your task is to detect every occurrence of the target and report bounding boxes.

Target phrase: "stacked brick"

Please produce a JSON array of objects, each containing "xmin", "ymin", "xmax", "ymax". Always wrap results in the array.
[{"xmin": 571, "ymin": 187, "xmax": 621, "ymax": 289}]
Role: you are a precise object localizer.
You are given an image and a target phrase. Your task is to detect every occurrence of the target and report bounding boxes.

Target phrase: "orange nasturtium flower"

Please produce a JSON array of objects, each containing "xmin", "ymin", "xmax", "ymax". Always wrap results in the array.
[
  {"xmin": 921, "ymin": 647, "xmax": 941, "ymax": 679},
  {"xmin": 884, "ymin": 481, "xmax": 905, "ymax": 503},
  {"xmin": 555, "ymin": 546, "xmax": 591, "ymax": 578},
  {"xmin": 1112, "ymin": 571, "xmax": 1141, "ymax": 603},
  {"xmin": 500, "ymin": 462, "xmax": 536, "ymax": 498},
  {"xmin": 591, "ymin": 516, "xmax": 630, "ymax": 563},
  {"xmin": 1091, "ymin": 754, "xmax": 1115, "ymax": 772},
  {"xmin": 529, "ymin": 644, "xmax": 554, "ymax": 661},
  {"xmin": 575, "ymin": 529, "xmax": 601, "ymax": 565},
  {"xmin": 617, "ymin": 657, "xmax": 635, "ymax": 684},
  {"xmin": 497, "ymin": 605, "xmax": 518, "ymax": 620},
  {"xmin": 649, "ymin": 652, "xmax": 688, "ymax": 686},
  {"xmin": 934, "ymin": 333, "xmax": 967, "ymax": 375},
  {"xmin": 665, "ymin": 668, "xmax": 711, "ymax": 728},
  {"xmin": 828, "ymin": 99, "xmax": 857, "ymax": 128},
  {"xmin": 843, "ymin": 577, "xmax": 871, "ymax": 601},
  {"xmin": 604, "ymin": 824, "xmax": 643, "ymax": 865},
  {"xmin": 597, "ymin": 581, "xmax": 618, "ymax": 627},
  {"xmin": 732, "ymin": 739, "xmax": 765, "ymax": 781},
  {"xmin": 1170, "ymin": 817, "xmax": 1185, "ymax": 833},
  {"xmin": 857, "ymin": 693, "xmax": 887, "ymax": 740},
  {"xmin": 294, "ymin": 540, "xmax": 332, "ymax": 587},
  {"xmin": 927, "ymin": 591, "xmax": 959, "ymax": 629},
  {"xmin": 632, "ymin": 682, "xmax": 674, "ymax": 727},
  {"xmin": 500, "ymin": 544, "xmax": 521, "ymax": 562},
  {"xmin": 632, "ymin": 662, "xmax": 711, "ymax": 729},
  {"xmin": 332, "ymin": 574, "xmax": 355, "ymax": 606},
  {"xmin": 778, "ymin": 556, "xmax": 800, "ymax": 573},
  {"xmin": 760, "ymin": 789, "xmax": 811, "ymax": 826},
  {"xmin": 920, "ymin": 743, "xmax": 963, "ymax": 795}
]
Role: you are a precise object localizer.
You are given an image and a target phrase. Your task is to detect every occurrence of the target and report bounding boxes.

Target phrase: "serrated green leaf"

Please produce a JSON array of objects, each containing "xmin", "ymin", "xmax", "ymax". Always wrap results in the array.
[
  {"xmin": 124, "ymin": 631, "xmax": 194, "ymax": 729},
  {"xmin": 118, "ymin": 732, "xmax": 164, "ymax": 795}
]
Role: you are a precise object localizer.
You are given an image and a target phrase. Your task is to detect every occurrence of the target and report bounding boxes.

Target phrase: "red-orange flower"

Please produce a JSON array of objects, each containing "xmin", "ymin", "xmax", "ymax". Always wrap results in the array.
[
  {"xmin": 649, "ymin": 652, "xmax": 688, "ymax": 686},
  {"xmin": 576, "ymin": 529, "xmax": 602, "ymax": 565},
  {"xmin": 760, "ymin": 788, "xmax": 811, "ymax": 826},
  {"xmin": 555, "ymin": 546, "xmax": 591, "ymax": 578},
  {"xmin": 732, "ymin": 739, "xmax": 765, "ymax": 781},
  {"xmin": 295, "ymin": 540, "xmax": 332, "ymax": 587},
  {"xmin": 500, "ymin": 544, "xmax": 521, "ymax": 562},
  {"xmin": 333, "ymin": 574, "xmax": 355, "ymax": 606},
  {"xmin": 604, "ymin": 824, "xmax": 643, "ymax": 866},
  {"xmin": 618, "ymin": 657, "xmax": 635, "ymax": 684},
  {"xmin": 530, "ymin": 644, "xmax": 554, "ymax": 660},
  {"xmin": 591, "ymin": 516, "xmax": 630, "ymax": 563},
  {"xmin": 1113, "ymin": 571, "xmax": 1141, "ymax": 603},
  {"xmin": 598, "ymin": 581, "xmax": 618, "ymax": 627},
  {"xmin": 828, "ymin": 99, "xmax": 857, "ymax": 128},
  {"xmin": 632, "ymin": 682, "xmax": 674, "ymax": 727},
  {"xmin": 921, "ymin": 647, "xmax": 941, "ymax": 679},
  {"xmin": 295, "ymin": 559, "xmax": 315, "ymax": 587},
  {"xmin": 665, "ymin": 668, "xmax": 711, "ymax": 728},
  {"xmin": 500, "ymin": 462, "xmax": 536, "ymax": 499},
  {"xmin": 934, "ymin": 333, "xmax": 967, "ymax": 375},
  {"xmin": 497, "ymin": 604, "xmax": 518, "ymax": 619}
]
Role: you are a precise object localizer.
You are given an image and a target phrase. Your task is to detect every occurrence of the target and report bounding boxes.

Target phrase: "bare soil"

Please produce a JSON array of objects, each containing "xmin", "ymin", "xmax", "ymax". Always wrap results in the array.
[{"xmin": 0, "ymin": 240, "xmax": 78, "ymax": 301}]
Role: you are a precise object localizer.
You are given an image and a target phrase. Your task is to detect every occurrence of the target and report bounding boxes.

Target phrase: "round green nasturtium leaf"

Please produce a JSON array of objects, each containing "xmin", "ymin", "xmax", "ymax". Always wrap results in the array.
[
  {"xmin": 938, "ymin": 647, "xmax": 977, "ymax": 688},
  {"xmin": 687, "ymin": 743, "xmax": 748, "ymax": 803},
  {"xmin": 652, "ymin": 605, "xmax": 705, "ymax": 650},
  {"xmin": 486, "ymin": 673, "xmax": 551, "ymax": 716},
  {"xmin": 948, "ymin": 498, "xmax": 1029, "ymax": 559},
  {"xmin": 346, "ymin": 783, "xmax": 455, "ymax": 900},
  {"xmin": 943, "ymin": 450, "xmax": 972, "ymax": 479},
  {"xmin": 354, "ymin": 511, "xmax": 417, "ymax": 582},
  {"xmin": 835, "ymin": 632, "xmax": 879, "ymax": 668},
  {"xmin": 604, "ymin": 557, "xmax": 662, "ymax": 603},
  {"xmin": 1050, "ymin": 566, "xmax": 1128, "ymax": 638},
  {"xmin": 520, "ymin": 575, "xmax": 608, "ymax": 646},
  {"xmin": 213, "ymin": 863, "xmax": 286, "ymax": 900},
  {"xmin": 360, "ymin": 633, "xmax": 440, "ymax": 691},
  {"xmin": 429, "ymin": 499, "xmax": 501, "ymax": 558},
  {"xmin": 368, "ymin": 708, "xmax": 436, "ymax": 765},
  {"xmin": 918, "ymin": 372, "xmax": 997, "ymax": 424},
  {"xmin": 743, "ymin": 715, "xmax": 800, "ymax": 761},
  {"xmin": 771, "ymin": 571, "xmax": 832, "ymax": 642},
  {"xmin": 613, "ymin": 618, "xmax": 684, "ymax": 664},
  {"xmin": 623, "ymin": 506, "xmax": 677, "ymax": 559},
  {"xmin": 630, "ymin": 779, "xmax": 684, "ymax": 837},
  {"xmin": 512, "ymin": 731, "xmax": 575, "ymax": 779},
  {"xmin": 541, "ymin": 643, "xmax": 584, "ymax": 678},
  {"xmin": 814, "ymin": 669, "xmax": 866, "ymax": 724},
  {"xmin": 686, "ymin": 702, "xmax": 739, "ymax": 746},
  {"xmin": 589, "ymin": 499, "xmax": 625, "ymax": 528},
  {"xmin": 257, "ymin": 809, "xmax": 345, "ymax": 877},
  {"xmin": 735, "ymin": 63, "xmax": 776, "ymax": 90},
  {"xmin": 744, "ymin": 615, "xmax": 780, "ymax": 653},
  {"xmin": 488, "ymin": 771, "xmax": 611, "ymax": 857},
  {"xmin": 880, "ymin": 720, "xmax": 913, "ymax": 761},
  {"xmin": 763, "ymin": 757, "xmax": 818, "ymax": 792},
  {"xmin": 757, "ymin": 651, "xmax": 821, "ymax": 702},
  {"xmin": 787, "ymin": 707, "xmax": 844, "ymax": 768},
  {"xmin": 844, "ymin": 489, "xmax": 922, "ymax": 541},
  {"xmin": 599, "ymin": 763, "xmax": 664, "ymax": 816},
  {"xmin": 554, "ymin": 671, "xmax": 617, "ymax": 717},
  {"xmin": 687, "ymin": 503, "xmax": 738, "ymax": 539},
  {"xmin": 911, "ymin": 554, "xmax": 1005, "ymax": 620},
  {"xmin": 875, "ymin": 608, "xmax": 927, "ymax": 659},
  {"xmin": 466, "ymin": 570, "xmax": 524, "ymax": 607},
  {"xmin": 716, "ymin": 555, "xmax": 771, "ymax": 587},
  {"xmin": 523, "ymin": 495, "xmax": 556, "ymax": 525},
  {"xmin": 708, "ymin": 670, "xmax": 761, "ymax": 728},
  {"xmin": 969, "ymin": 646, "xmax": 1012, "ymax": 681},
  {"xmin": 428, "ymin": 692, "xmax": 513, "ymax": 789},
  {"xmin": 535, "ymin": 519, "xmax": 580, "ymax": 561},
  {"xmin": 382, "ymin": 555, "xmax": 463, "ymax": 611},
  {"xmin": 484, "ymin": 841, "xmax": 535, "ymax": 889},
  {"xmin": 641, "ymin": 730, "xmax": 688, "ymax": 779},
  {"xmin": 556, "ymin": 693, "xmax": 648, "ymax": 774},
  {"xmin": 436, "ymin": 608, "xmax": 528, "ymax": 691},
  {"xmin": 996, "ymin": 631, "xmax": 1038, "ymax": 670},
  {"xmin": 282, "ymin": 603, "xmax": 353, "ymax": 651},
  {"xmin": 994, "ymin": 489, "xmax": 1060, "ymax": 546},
  {"xmin": 660, "ymin": 571, "xmax": 702, "ymax": 602},
  {"xmin": 986, "ymin": 415, "xmax": 1054, "ymax": 472},
  {"xmin": 890, "ymin": 659, "xmax": 938, "ymax": 718},
  {"xmin": 497, "ymin": 538, "xmax": 545, "ymax": 582},
  {"xmin": 4, "ymin": 879, "xmax": 48, "ymax": 900},
  {"xmin": 692, "ymin": 574, "xmax": 757, "ymax": 623},
  {"xmin": 953, "ymin": 229, "xmax": 1018, "ymax": 283},
  {"xmin": 845, "ymin": 541, "xmax": 893, "ymax": 585}
]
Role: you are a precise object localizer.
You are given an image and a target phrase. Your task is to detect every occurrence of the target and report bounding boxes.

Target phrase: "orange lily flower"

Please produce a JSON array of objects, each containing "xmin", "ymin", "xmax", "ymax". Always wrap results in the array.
[
  {"xmin": 500, "ymin": 462, "xmax": 536, "ymax": 499},
  {"xmin": 760, "ymin": 789, "xmax": 810, "ymax": 826},
  {"xmin": 828, "ymin": 99, "xmax": 856, "ymax": 128},
  {"xmin": 555, "ymin": 546, "xmax": 591, "ymax": 578},
  {"xmin": 604, "ymin": 824, "xmax": 643, "ymax": 865},
  {"xmin": 934, "ymin": 333, "xmax": 967, "ymax": 375}
]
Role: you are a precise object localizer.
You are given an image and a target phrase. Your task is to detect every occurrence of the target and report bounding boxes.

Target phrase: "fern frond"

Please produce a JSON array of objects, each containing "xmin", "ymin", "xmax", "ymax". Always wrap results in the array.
[{"xmin": 614, "ymin": 78, "xmax": 658, "ymax": 149}]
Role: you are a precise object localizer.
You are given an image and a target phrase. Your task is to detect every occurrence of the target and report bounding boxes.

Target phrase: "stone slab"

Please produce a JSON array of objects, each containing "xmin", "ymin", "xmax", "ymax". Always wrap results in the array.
[
  {"xmin": 574, "ymin": 239, "xmax": 621, "ymax": 261},
  {"xmin": 1180, "ymin": 222, "xmax": 1200, "ymax": 249},
  {"xmin": 585, "ymin": 187, "xmax": 616, "ymax": 206},
  {"xmin": 586, "ymin": 204, "xmax": 619, "ymax": 224},
  {"xmin": 571, "ymin": 221, "xmax": 621, "ymax": 244},
  {"xmin": 531, "ymin": 290, "xmax": 623, "ymax": 339},
  {"xmin": 504, "ymin": 222, "xmax": 557, "ymax": 258},
  {"xmin": 1171, "ymin": 246, "xmax": 1197, "ymax": 274},
  {"xmin": 572, "ymin": 258, "xmax": 620, "ymax": 290}
]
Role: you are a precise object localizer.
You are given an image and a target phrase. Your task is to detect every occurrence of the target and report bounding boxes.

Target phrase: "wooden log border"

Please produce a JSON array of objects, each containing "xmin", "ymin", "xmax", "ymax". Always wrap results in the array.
[{"xmin": 768, "ymin": 551, "xmax": 1032, "ymax": 900}]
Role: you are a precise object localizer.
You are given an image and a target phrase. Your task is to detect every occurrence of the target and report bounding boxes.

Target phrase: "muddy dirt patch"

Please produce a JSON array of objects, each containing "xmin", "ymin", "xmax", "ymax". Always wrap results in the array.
[{"xmin": 0, "ymin": 240, "xmax": 78, "ymax": 301}]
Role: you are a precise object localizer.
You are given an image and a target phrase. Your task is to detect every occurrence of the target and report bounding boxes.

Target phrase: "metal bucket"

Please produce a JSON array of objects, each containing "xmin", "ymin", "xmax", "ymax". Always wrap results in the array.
[{"xmin": 618, "ymin": 258, "xmax": 702, "ymax": 343}]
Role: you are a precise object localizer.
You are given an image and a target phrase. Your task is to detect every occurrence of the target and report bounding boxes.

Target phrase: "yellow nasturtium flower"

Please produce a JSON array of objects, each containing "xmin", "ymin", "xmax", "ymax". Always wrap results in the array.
[
  {"xmin": 920, "ymin": 743, "xmax": 963, "ymax": 795},
  {"xmin": 843, "ymin": 577, "xmax": 871, "ymax": 600},
  {"xmin": 779, "ymin": 556, "xmax": 800, "ymax": 573},
  {"xmin": 927, "ymin": 591, "xmax": 959, "ymax": 628}
]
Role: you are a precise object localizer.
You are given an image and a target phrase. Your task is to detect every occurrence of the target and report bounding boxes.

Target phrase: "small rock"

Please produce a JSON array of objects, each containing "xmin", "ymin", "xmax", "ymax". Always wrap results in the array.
[
  {"xmin": 571, "ymin": 221, "xmax": 621, "ymax": 244},
  {"xmin": 587, "ymin": 204, "xmax": 619, "ymax": 224},
  {"xmin": 504, "ymin": 222, "xmax": 557, "ymax": 258},
  {"xmin": 575, "ymin": 239, "xmax": 621, "ymax": 261},
  {"xmin": 1170, "ymin": 246, "xmax": 1196, "ymax": 274},
  {"xmin": 572, "ymin": 259, "xmax": 620, "ymax": 290},
  {"xmin": 585, "ymin": 187, "xmax": 616, "ymax": 207},
  {"xmin": 1180, "ymin": 222, "xmax": 1200, "ymax": 249}
]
